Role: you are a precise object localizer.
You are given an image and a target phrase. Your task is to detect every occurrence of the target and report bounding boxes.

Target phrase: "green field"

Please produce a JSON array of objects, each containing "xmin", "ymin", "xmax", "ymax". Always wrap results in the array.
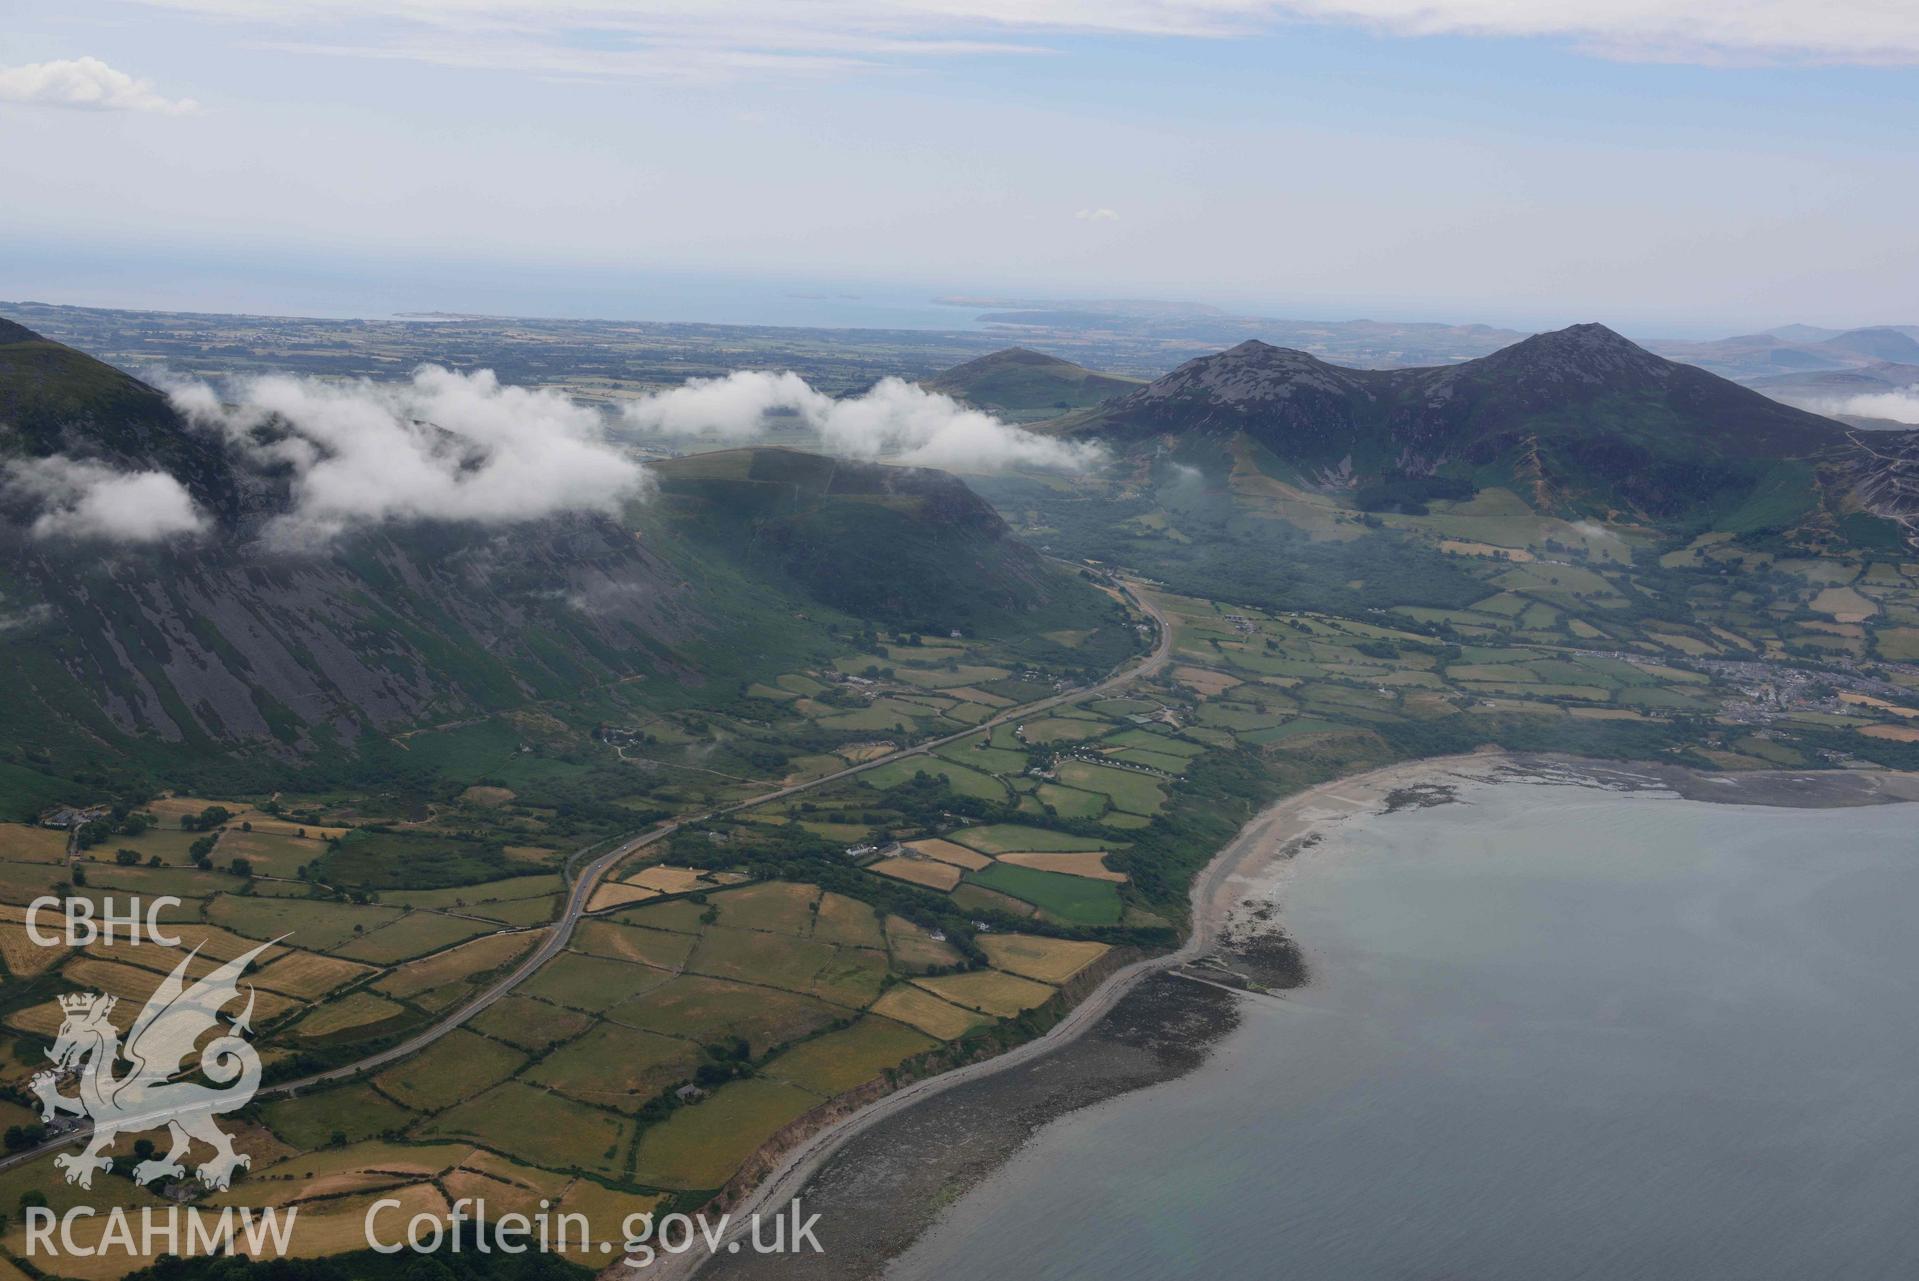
[
  {"xmin": 608, "ymin": 975, "xmax": 842, "ymax": 1056},
  {"xmin": 629, "ymin": 1079, "xmax": 823, "ymax": 1190},
  {"xmin": 964, "ymin": 862, "xmax": 1123, "ymax": 925},
  {"xmin": 526, "ymin": 1022, "xmax": 704, "ymax": 1105},
  {"xmin": 372, "ymin": 1028, "xmax": 527, "ymax": 1111},
  {"xmin": 260, "ymin": 1083, "xmax": 417, "ymax": 1149},
  {"xmin": 421, "ymin": 1081, "xmax": 632, "ymax": 1179},
  {"xmin": 947, "ymin": 824, "xmax": 1111, "ymax": 854},
  {"xmin": 1052, "ymin": 760, "xmax": 1168, "ymax": 816}
]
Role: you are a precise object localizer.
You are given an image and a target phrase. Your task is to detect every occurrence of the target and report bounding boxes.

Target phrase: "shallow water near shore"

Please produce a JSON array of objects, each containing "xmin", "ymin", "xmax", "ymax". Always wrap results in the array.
[{"xmin": 884, "ymin": 778, "xmax": 1919, "ymax": 1281}]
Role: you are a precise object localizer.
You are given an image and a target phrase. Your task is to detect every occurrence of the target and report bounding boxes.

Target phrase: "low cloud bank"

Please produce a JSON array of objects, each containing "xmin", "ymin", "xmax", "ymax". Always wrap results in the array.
[
  {"xmin": 171, "ymin": 366, "xmax": 647, "ymax": 546},
  {"xmin": 0, "ymin": 57, "xmax": 197, "ymax": 114},
  {"xmin": 1824, "ymin": 389, "xmax": 1919, "ymax": 427},
  {"xmin": 622, "ymin": 372, "xmax": 1103, "ymax": 471},
  {"xmin": 4, "ymin": 456, "xmax": 208, "ymax": 543}
]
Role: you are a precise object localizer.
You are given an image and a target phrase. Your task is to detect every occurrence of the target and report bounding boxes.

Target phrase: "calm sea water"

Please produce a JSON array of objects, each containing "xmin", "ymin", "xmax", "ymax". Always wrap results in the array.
[{"xmin": 887, "ymin": 782, "xmax": 1919, "ymax": 1281}]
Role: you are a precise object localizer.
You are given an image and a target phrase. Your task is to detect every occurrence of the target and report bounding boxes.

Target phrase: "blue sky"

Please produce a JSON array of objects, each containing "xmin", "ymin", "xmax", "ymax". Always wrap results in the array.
[{"xmin": 4, "ymin": 1, "xmax": 1917, "ymax": 334}]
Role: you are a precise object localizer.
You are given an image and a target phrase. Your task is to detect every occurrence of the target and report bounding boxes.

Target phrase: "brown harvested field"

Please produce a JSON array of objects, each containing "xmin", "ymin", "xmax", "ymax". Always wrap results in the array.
[
  {"xmin": 525, "ymin": 1023, "xmax": 703, "ymax": 1105},
  {"xmin": 763, "ymin": 1017, "xmax": 936, "ymax": 1095},
  {"xmin": 333, "ymin": 912, "xmax": 499, "ymax": 965},
  {"xmin": 608, "ymin": 975, "xmax": 840, "ymax": 1056},
  {"xmin": 374, "ymin": 930, "xmax": 541, "ymax": 1000},
  {"xmin": 901, "ymin": 838, "xmax": 992, "ymax": 870},
  {"xmin": 470, "ymin": 994, "xmax": 595, "ymax": 1052},
  {"xmin": 812, "ymin": 892, "xmax": 884, "ymax": 947},
  {"xmin": 979, "ymin": 934, "xmax": 1110, "ymax": 983},
  {"xmin": 373, "ymin": 1028, "xmax": 527, "ymax": 1112},
  {"xmin": 711, "ymin": 880, "xmax": 819, "ymax": 934},
  {"xmin": 421, "ymin": 1081, "xmax": 632, "ymax": 1179},
  {"xmin": 629, "ymin": 1079, "xmax": 822, "ymax": 1191},
  {"xmin": 868, "ymin": 857, "xmax": 961, "ymax": 891},
  {"xmin": 622, "ymin": 864, "xmax": 711, "ymax": 895},
  {"xmin": 253, "ymin": 949, "xmax": 379, "ymax": 998},
  {"xmin": 288, "ymin": 990, "xmax": 410, "ymax": 1041},
  {"xmin": 914, "ymin": 970, "xmax": 1056, "ymax": 1018},
  {"xmin": 459, "ymin": 785, "xmax": 517, "ymax": 807},
  {"xmin": 551, "ymin": 1182, "xmax": 668, "ymax": 1262},
  {"xmin": 883, "ymin": 915, "xmax": 963, "ymax": 972},
  {"xmin": 62, "ymin": 956, "xmax": 299, "ymax": 1023},
  {"xmin": 0, "ymin": 823, "xmax": 71, "ymax": 863},
  {"xmin": 1174, "ymin": 666, "xmax": 1241, "ymax": 696},
  {"xmin": 146, "ymin": 795, "xmax": 253, "ymax": 825},
  {"xmin": 587, "ymin": 882, "xmax": 658, "ymax": 913},
  {"xmin": 285, "ymin": 1184, "xmax": 448, "ymax": 1259},
  {"xmin": 574, "ymin": 919, "xmax": 697, "ymax": 970},
  {"xmin": 994, "ymin": 850, "xmax": 1128, "ymax": 883},
  {"xmin": 942, "ymin": 686, "xmax": 1014, "ymax": 707},
  {"xmin": 213, "ymin": 828, "xmax": 323, "ymax": 876},
  {"xmin": 870, "ymin": 984, "xmax": 989, "ymax": 1040},
  {"xmin": 521, "ymin": 950, "xmax": 675, "ymax": 1012},
  {"xmin": 0, "ymin": 923, "xmax": 67, "ymax": 977},
  {"xmin": 1860, "ymin": 722, "xmax": 1919, "ymax": 742}
]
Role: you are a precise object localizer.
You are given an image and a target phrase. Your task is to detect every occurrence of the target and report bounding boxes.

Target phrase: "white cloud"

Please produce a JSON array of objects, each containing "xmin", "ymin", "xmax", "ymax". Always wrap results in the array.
[
  {"xmin": 1824, "ymin": 389, "xmax": 1919, "ymax": 426},
  {"xmin": 622, "ymin": 371, "xmax": 1104, "ymax": 471},
  {"xmin": 0, "ymin": 57, "xmax": 198, "ymax": 114},
  {"xmin": 114, "ymin": 1, "xmax": 1919, "ymax": 71},
  {"xmin": 170, "ymin": 366, "xmax": 647, "ymax": 546},
  {"xmin": 6, "ymin": 457, "xmax": 209, "ymax": 542},
  {"xmin": 1075, "ymin": 207, "xmax": 1121, "ymax": 221}
]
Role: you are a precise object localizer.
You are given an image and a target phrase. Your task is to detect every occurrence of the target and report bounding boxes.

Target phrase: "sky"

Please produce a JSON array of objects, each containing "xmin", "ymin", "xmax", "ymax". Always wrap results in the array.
[{"xmin": 4, "ymin": 1, "xmax": 1918, "ymax": 335}]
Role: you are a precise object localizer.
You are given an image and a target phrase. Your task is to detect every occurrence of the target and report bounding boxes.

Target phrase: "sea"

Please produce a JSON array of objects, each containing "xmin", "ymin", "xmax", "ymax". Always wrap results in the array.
[{"xmin": 886, "ymin": 779, "xmax": 1919, "ymax": 1281}]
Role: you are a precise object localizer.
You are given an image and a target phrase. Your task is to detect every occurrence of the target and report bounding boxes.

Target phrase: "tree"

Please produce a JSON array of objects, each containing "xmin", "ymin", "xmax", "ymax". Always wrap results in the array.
[
  {"xmin": 116, "ymin": 848, "xmax": 141, "ymax": 866},
  {"xmin": 229, "ymin": 857, "xmax": 253, "ymax": 878}
]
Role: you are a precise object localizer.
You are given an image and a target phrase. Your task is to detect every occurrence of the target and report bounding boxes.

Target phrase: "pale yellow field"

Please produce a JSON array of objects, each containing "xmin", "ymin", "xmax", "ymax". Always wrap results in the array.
[
  {"xmin": 869, "ymin": 857, "xmax": 961, "ymax": 891},
  {"xmin": 1173, "ymin": 666, "xmax": 1240, "ymax": 696},
  {"xmin": 1859, "ymin": 723, "xmax": 1919, "ymax": 742},
  {"xmin": 994, "ymin": 850, "xmax": 1127, "ymax": 883},
  {"xmin": 901, "ymin": 838, "xmax": 992, "ymax": 870},
  {"xmin": 979, "ymin": 934, "xmax": 1111, "ymax": 984},
  {"xmin": 624, "ymin": 864, "xmax": 710, "ymax": 894},
  {"xmin": 0, "ymin": 922, "xmax": 68, "ymax": 977},
  {"xmin": 253, "ymin": 949, "xmax": 379, "ymax": 998},
  {"xmin": 587, "ymin": 882, "xmax": 658, "ymax": 912},
  {"xmin": 870, "ymin": 984, "xmax": 990, "ymax": 1040},
  {"xmin": 1840, "ymin": 692, "xmax": 1919, "ymax": 718},
  {"xmin": 1438, "ymin": 539, "xmax": 1534, "ymax": 561},
  {"xmin": 288, "ymin": 989, "xmax": 407, "ymax": 1039},
  {"xmin": 914, "ymin": 970, "xmax": 1056, "ymax": 1017}
]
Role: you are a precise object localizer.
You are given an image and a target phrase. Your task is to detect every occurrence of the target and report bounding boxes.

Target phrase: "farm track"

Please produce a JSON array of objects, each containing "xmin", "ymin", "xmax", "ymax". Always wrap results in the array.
[{"xmin": 0, "ymin": 579, "xmax": 1171, "ymax": 1177}]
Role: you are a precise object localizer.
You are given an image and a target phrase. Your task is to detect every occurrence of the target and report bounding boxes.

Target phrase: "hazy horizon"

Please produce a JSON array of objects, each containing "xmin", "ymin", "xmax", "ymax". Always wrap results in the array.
[{"xmin": 8, "ymin": 2, "xmax": 1919, "ymax": 335}]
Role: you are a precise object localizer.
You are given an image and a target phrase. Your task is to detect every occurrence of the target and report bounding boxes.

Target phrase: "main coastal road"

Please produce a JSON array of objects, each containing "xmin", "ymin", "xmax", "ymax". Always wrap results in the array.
[{"xmin": 0, "ymin": 578, "xmax": 1172, "ymax": 1175}]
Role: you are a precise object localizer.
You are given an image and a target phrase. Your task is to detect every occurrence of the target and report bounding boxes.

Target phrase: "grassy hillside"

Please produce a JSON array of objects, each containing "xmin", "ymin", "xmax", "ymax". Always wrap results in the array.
[{"xmin": 924, "ymin": 347, "xmax": 1143, "ymax": 422}]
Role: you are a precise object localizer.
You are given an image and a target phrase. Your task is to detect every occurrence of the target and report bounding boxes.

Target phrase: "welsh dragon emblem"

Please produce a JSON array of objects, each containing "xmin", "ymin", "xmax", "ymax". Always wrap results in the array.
[{"xmin": 30, "ymin": 939, "xmax": 276, "ymax": 1191}]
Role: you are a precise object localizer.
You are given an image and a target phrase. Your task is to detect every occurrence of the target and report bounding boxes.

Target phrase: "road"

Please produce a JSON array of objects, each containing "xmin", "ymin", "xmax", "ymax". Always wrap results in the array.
[{"xmin": 0, "ymin": 578, "xmax": 1171, "ymax": 1177}]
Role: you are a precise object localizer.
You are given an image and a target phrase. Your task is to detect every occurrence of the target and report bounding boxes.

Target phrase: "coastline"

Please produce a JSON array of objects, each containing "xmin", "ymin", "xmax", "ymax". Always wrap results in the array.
[
  {"xmin": 667, "ymin": 750, "xmax": 1919, "ymax": 1280},
  {"xmin": 661, "ymin": 749, "xmax": 1517, "ymax": 1280}
]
